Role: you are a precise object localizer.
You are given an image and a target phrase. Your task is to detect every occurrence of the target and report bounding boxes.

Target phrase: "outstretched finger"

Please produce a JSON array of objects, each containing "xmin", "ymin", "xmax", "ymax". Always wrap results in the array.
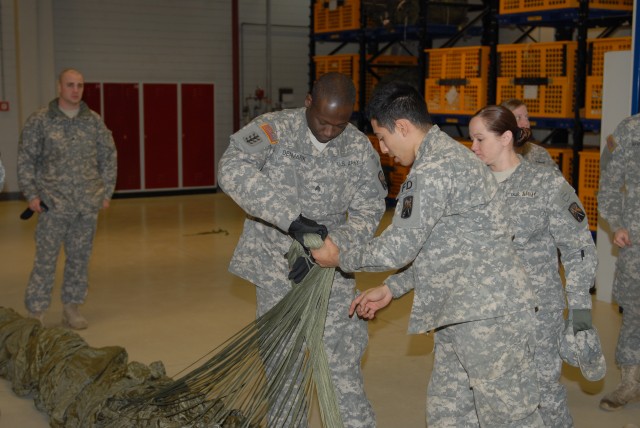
[{"xmin": 349, "ymin": 293, "xmax": 366, "ymax": 317}]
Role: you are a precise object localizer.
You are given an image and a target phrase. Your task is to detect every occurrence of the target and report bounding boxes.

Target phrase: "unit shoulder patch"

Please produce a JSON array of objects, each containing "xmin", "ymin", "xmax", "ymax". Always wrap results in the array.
[
  {"xmin": 568, "ymin": 202, "xmax": 586, "ymax": 223},
  {"xmin": 233, "ymin": 122, "xmax": 278, "ymax": 154},
  {"xmin": 392, "ymin": 177, "xmax": 422, "ymax": 228},
  {"xmin": 552, "ymin": 181, "xmax": 587, "ymax": 225}
]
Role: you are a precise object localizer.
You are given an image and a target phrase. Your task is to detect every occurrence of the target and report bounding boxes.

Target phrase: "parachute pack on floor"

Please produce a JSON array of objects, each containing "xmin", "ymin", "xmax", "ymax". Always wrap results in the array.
[{"xmin": 0, "ymin": 235, "xmax": 342, "ymax": 427}]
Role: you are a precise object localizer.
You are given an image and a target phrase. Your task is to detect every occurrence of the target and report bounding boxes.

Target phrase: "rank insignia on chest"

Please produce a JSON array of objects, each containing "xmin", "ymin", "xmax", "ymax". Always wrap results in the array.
[
  {"xmin": 568, "ymin": 202, "xmax": 585, "ymax": 223},
  {"xmin": 401, "ymin": 195, "xmax": 413, "ymax": 219}
]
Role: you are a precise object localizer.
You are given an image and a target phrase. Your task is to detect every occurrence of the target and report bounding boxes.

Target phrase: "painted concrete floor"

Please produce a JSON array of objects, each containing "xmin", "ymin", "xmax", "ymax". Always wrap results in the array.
[{"xmin": 0, "ymin": 193, "xmax": 639, "ymax": 427}]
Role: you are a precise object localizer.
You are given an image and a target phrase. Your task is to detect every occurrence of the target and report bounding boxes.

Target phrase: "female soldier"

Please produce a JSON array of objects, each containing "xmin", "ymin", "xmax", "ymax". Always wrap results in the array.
[
  {"xmin": 501, "ymin": 98, "xmax": 557, "ymax": 168},
  {"xmin": 469, "ymin": 105, "xmax": 597, "ymax": 427}
]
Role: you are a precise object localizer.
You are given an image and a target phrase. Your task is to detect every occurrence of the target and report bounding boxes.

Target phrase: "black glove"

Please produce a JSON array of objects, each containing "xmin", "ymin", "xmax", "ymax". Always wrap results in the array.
[
  {"xmin": 288, "ymin": 215, "xmax": 328, "ymax": 248},
  {"xmin": 572, "ymin": 309, "xmax": 593, "ymax": 334},
  {"xmin": 20, "ymin": 201, "xmax": 49, "ymax": 220},
  {"xmin": 288, "ymin": 256, "xmax": 315, "ymax": 284}
]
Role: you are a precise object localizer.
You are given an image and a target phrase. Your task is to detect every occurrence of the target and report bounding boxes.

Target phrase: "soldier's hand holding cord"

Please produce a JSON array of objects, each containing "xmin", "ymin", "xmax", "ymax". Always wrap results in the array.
[
  {"xmin": 349, "ymin": 285, "xmax": 393, "ymax": 320},
  {"xmin": 310, "ymin": 235, "xmax": 340, "ymax": 267}
]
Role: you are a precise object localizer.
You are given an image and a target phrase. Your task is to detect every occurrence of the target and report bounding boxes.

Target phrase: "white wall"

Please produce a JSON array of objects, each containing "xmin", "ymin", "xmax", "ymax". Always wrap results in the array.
[
  {"xmin": 51, "ymin": 0, "xmax": 233, "ymax": 190},
  {"xmin": 0, "ymin": 0, "xmax": 316, "ymax": 196},
  {"xmin": 238, "ymin": 0, "xmax": 310, "ymax": 124}
]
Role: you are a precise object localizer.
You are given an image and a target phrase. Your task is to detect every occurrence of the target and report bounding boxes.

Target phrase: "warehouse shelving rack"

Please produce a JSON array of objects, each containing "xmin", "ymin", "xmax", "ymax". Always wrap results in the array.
[
  {"xmin": 309, "ymin": 0, "xmax": 485, "ymax": 132},
  {"xmin": 495, "ymin": 0, "xmax": 632, "ymax": 186},
  {"xmin": 309, "ymin": 0, "xmax": 633, "ymax": 208}
]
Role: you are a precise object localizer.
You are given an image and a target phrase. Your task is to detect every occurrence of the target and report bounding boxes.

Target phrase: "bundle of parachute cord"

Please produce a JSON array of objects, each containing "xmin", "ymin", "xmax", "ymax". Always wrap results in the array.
[{"xmin": 0, "ymin": 234, "xmax": 344, "ymax": 427}]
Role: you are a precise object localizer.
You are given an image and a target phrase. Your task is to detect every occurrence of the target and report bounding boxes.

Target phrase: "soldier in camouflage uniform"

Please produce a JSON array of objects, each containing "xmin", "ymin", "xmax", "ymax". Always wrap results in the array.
[
  {"xmin": 598, "ymin": 113, "xmax": 640, "ymax": 411},
  {"xmin": 18, "ymin": 68, "xmax": 117, "ymax": 330},
  {"xmin": 470, "ymin": 105, "xmax": 597, "ymax": 427},
  {"xmin": 313, "ymin": 83, "xmax": 543, "ymax": 427},
  {"xmin": 501, "ymin": 99, "xmax": 558, "ymax": 169},
  {"xmin": 217, "ymin": 72, "xmax": 386, "ymax": 427}
]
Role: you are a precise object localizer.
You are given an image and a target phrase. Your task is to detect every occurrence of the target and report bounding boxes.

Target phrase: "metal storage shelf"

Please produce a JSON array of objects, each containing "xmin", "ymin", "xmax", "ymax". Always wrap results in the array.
[
  {"xmin": 498, "ymin": 7, "xmax": 632, "ymax": 25},
  {"xmin": 313, "ymin": 23, "xmax": 482, "ymax": 43},
  {"xmin": 430, "ymin": 114, "xmax": 600, "ymax": 130}
]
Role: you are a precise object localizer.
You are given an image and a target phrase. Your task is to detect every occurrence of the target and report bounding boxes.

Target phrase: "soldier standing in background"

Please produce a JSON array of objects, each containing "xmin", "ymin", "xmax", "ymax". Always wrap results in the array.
[
  {"xmin": 470, "ymin": 105, "xmax": 598, "ymax": 426},
  {"xmin": 598, "ymin": 113, "xmax": 640, "ymax": 411},
  {"xmin": 501, "ymin": 98, "xmax": 558, "ymax": 169},
  {"xmin": 18, "ymin": 68, "xmax": 117, "ymax": 330},
  {"xmin": 312, "ymin": 82, "xmax": 543, "ymax": 427},
  {"xmin": 218, "ymin": 72, "xmax": 387, "ymax": 427}
]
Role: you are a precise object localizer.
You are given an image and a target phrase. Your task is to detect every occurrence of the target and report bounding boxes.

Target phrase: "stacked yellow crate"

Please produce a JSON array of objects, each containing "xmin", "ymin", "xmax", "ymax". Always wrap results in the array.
[
  {"xmin": 425, "ymin": 46, "xmax": 490, "ymax": 115},
  {"xmin": 500, "ymin": 0, "xmax": 632, "ymax": 14},
  {"xmin": 585, "ymin": 37, "xmax": 632, "ymax": 119},
  {"xmin": 497, "ymin": 41, "xmax": 577, "ymax": 118},
  {"xmin": 314, "ymin": 0, "xmax": 360, "ymax": 33},
  {"xmin": 545, "ymin": 146, "xmax": 574, "ymax": 185},
  {"xmin": 578, "ymin": 149, "xmax": 600, "ymax": 231},
  {"xmin": 314, "ymin": 54, "xmax": 417, "ymax": 111}
]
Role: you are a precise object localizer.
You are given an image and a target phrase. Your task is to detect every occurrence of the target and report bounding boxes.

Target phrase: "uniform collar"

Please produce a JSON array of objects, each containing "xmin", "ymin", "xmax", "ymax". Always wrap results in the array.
[{"xmin": 47, "ymin": 98, "xmax": 91, "ymax": 119}]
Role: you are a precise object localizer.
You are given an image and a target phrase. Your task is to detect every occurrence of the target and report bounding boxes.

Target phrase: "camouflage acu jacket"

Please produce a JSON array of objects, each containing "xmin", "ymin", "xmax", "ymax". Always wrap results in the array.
[
  {"xmin": 218, "ymin": 107, "xmax": 386, "ymax": 288},
  {"xmin": 17, "ymin": 99, "xmax": 117, "ymax": 214},
  {"xmin": 502, "ymin": 159, "xmax": 596, "ymax": 312},
  {"xmin": 340, "ymin": 126, "xmax": 535, "ymax": 334}
]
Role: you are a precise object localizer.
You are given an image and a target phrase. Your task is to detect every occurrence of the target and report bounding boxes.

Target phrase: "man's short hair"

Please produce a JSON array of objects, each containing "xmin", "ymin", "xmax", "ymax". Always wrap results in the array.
[
  {"xmin": 366, "ymin": 81, "xmax": 431, "ymax": 132},
  {"xmin": 311, "ymin": 72, "xmax": 356, "ymax": 106}
]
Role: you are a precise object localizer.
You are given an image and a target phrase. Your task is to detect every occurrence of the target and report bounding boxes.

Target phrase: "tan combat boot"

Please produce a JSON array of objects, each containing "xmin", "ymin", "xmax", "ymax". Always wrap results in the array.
[
  {"xmin": 600, "ymin": 365, "xmax": 640, "ymax": 411},
  {"xmin": 62, "ymin": 303, "xmax": 88, "ymax": 330}
]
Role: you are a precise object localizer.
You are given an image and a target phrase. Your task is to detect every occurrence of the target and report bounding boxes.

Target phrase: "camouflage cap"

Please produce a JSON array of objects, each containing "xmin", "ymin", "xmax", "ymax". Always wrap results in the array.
[{"xmin": 559, "ymin": 322, "xmax": 606, "ymax": 381}]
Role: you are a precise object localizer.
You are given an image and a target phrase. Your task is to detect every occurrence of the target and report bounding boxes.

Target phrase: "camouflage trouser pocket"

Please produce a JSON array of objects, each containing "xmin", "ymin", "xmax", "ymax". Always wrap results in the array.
[{"xmin": 472, "ymin": 363, "xmax": 540, "ymax": 426}]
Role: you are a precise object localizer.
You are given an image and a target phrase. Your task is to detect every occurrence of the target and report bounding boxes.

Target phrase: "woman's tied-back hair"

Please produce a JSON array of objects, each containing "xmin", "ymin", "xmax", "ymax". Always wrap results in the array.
[
  {"xmin": 366, "ymin": 81, "xmax": 432, "ymax": 132},
  {"xmin": 473, "ymin": 105, "xmax": 531, "ymax": 148}
]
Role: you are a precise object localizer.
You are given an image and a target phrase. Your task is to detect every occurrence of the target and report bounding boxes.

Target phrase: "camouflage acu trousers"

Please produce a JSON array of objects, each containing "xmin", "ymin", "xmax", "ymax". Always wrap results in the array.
[
  {"xmin": 534, "ymin": 310, "xmax": 572, "ymax": 427},
  {"xmin": 428, "ymin": 310, "xmax": 544, "ymax": 427},
  {"xmin": 256, "ymin": 271, "xmax": 375, "ymax": 428},
  {"xmin": 614, "ymin": 245, "xmax": 640, "ymax": 366},
  {"xmin": 25, "ymin": 210, "xmax": 98, "ymax": 313}
]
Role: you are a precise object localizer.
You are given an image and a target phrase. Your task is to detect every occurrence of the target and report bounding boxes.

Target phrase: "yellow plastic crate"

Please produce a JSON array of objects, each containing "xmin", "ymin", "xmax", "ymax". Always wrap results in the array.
[
  {"xmin": 585, "ymin": 37, "xmax": 632, "ymax": 119},
  {"xmin": 546, "ymin": 146, "xmax": 574, "ymax": 185},
  {"xmin": 497, "ymin": 78, "xmax": 574, "ymax": 118},
  {"xmin": 588, "ymin": 37, "xmax": 632, "ymax": 77},
  {"xmin": 314, "ymin": 0, "xmax": 360, "ymax": 33},
  {"xmin": 498, "ymin": 42, "xmax": 576, "ymax": 78},
  {"xmin": 497, "ymin": 42, "xmax": 576, "ymax": 118},
  {"xmin": 424, "ymin": 46, "xmax": 489, "ymax": 115},
  {"xmin": 578, "ymin": 149, "xmax": 600, "ymax": 231},
  {"xmin": 585, "ymin": 78, "xmax": 604, "ymax": 119},
  {"xmin": 500, "ymin": 0, "xmax": 633, "ymax": 14},
  {"xmin": 314, "ymin": 54, "xmax": 417, "ymax": 111},
  {"xmin": 425, "ymin": 46, "xmax": 490, "ymax": 79},
  {"xmin": 426, "ymin": 77, "xmax": 487, "ymax": 115}
]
